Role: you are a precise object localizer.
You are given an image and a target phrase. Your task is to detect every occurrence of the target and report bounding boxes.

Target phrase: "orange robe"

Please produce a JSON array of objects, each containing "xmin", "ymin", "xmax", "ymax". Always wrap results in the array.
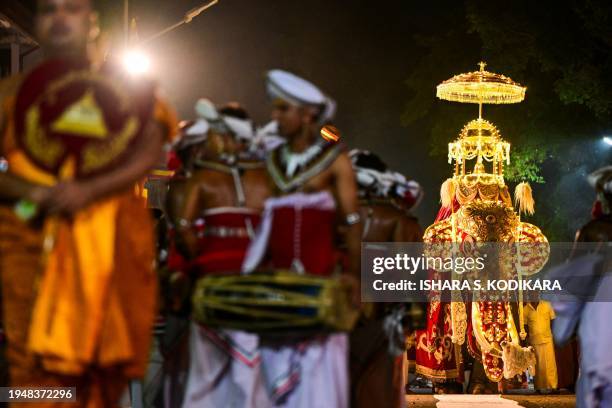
[{"xmin": 0, "ymin": 74, "xmax": 176, "ymax": 407}]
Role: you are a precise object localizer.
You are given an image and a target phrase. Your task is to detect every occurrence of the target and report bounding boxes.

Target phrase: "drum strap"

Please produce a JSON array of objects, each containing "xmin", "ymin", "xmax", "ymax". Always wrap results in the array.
[
  {"xmin": 195, "ymin": 160, "xmax": 256, "ymax": 237},
  {"xmin": 195, "ymin": 160, "xmax": 247, "ymax": 207},
  {"xmin": 230, "ymin": 166, "xmax": 246, "ymax": 207}
]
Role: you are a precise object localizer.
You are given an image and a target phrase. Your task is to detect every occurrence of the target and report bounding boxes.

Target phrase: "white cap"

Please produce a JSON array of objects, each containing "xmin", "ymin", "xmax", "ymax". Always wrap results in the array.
[
  {"xmin": 266, "ymin": 69, "xmax": 336, "ymax": 124},
  {"xmin": 588, "ymin": 166, "xmax": 612, "ymax": 193},
  {"xmin": 350, "ymin": 149, "xmax": 423, "ymax": 209},
  {"xmin": 195, "ymin": 98, "xmax": 220, "ymax": 121},
  {"xmin": 223, "ymin": 115, "xmax": 254, "ymax": 141},
  {"xmin": 195, "ymin": 98, "xmax": 254, "ymax": 141},
  {"xmin": 174, "ymin": 119, "xmax": 209, "ymax": 151}
]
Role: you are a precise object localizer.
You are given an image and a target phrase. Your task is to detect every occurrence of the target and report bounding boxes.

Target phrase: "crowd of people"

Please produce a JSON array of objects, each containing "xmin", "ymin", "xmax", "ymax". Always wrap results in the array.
[
  {"xmin": 145, "ymin": 70, "xmax": 425, "ymax": 408},
  {"xmin": 0, "ymin": 1, "xmax": 425, "ymax": 407}
]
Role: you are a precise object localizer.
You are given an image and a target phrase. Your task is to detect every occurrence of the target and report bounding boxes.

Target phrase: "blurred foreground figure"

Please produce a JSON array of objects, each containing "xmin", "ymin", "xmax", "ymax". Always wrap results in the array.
[
  {"xmin": 165, "ymin": 100, "xmax": 271, "ymax": 408},
  {"xmin": 347, "ymin": 149, "xmax": 423, "ymax": 408},
  {"xmin": 577, "ymin": 166, "xmax": 612, "ymax": 243},
  {"xmin": 550, "ymin": 257, "xmax": 612, "ymax": 408},
  {"xmin": 241, "ymin": 70, "xmax": 361, "ymax": 407},
  {"xmin": 550, "ymin": 166, "xmax": 612, "ymax": 408},
  {"xmin": 0, "ymin": 0, "xmax": 175, "ymax": 406}
]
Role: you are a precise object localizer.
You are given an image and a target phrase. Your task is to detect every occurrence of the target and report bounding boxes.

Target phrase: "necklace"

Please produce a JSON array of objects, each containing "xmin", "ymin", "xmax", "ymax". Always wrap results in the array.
[{"xmin": 280, "ymin": 144, "xmax": 322, "ymax": 177}]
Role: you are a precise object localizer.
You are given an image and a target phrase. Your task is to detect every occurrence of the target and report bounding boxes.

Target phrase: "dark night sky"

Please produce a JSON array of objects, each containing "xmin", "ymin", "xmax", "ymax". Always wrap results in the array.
[
  {"xmin": 114, "ymin": 0, "xmax": 450, "ymax": 224},
  {"xmin": 11, "ymin": 0, "xmax": 606, "ymax": 237}
]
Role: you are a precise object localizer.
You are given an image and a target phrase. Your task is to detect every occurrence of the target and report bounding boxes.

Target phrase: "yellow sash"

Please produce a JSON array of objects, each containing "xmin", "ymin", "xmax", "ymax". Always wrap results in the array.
[{"xmin": 8, "ymin": 150, "xmax": 132, "ymax": 375}]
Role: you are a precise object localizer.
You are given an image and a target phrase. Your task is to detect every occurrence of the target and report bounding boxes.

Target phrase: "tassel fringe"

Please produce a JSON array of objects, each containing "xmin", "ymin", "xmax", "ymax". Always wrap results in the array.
[
  {"xmin": 440, "ymin": 178, "xmax": 457, "ymax": 208},
  {"xmin": 514, "ymin": 182, "xmax": 535, "ymax": 215}
]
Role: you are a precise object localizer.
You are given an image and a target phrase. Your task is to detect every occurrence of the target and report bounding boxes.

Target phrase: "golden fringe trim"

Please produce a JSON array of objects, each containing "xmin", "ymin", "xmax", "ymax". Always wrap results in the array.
[{"xmin": 415, "ymin": 364, "xmax": 459, "ymax": 380}]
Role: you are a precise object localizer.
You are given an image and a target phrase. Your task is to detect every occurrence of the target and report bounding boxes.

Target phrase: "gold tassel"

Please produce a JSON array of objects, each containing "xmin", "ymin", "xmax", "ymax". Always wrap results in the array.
[
  {"xmin": 514, "ymin": 182, "xmax": 535, "ymax": 215},
  {"xmin": 519, "ymin": 302, "xmax": 527, "ymax": 340},
  {"xmin": 440, "ymin": 178, "xmax": 457, "ymax": 208}
]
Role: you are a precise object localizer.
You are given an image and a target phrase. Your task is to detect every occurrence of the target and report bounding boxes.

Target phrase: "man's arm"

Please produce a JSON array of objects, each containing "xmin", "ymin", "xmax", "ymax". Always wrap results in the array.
[
  {"xmin": 47, "ymin": 120, "xmax": 165, "ymax": 214},
  {"xmin": 166, "ymin": 175, "xmax": 202, "ymax": 259},
  {"xmin": 333, "ymin": 152, "xmax": 362, "ymax": 278},
  {"xmin": 0, "ymin": 173, "xmax": 51, "ymax": 204}
]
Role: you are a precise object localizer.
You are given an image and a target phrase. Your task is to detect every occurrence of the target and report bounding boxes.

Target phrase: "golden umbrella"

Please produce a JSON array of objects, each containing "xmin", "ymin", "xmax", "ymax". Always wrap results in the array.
[{"xmin": 437, "ymin": 62, "xmax": 526, "ymax": 118}]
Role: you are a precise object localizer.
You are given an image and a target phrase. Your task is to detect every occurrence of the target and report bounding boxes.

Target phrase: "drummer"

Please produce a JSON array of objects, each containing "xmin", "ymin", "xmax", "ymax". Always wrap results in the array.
[
  {"xmin": 242, "ymin": 70, "xmax": 361, "ymax": 408},
  {"xmin": 166, "ymin": 99, "xmax": 272, "ymax": 407}
]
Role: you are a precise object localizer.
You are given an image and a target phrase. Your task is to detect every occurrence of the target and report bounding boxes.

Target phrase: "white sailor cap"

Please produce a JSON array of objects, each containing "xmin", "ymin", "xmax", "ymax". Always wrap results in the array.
[
  {"xmin": 173, "ymin": 119, "xmax": 209, "ymax": 151},
  {"xmin": 588, "ymin": 166, "xmax": 612, "ymax": 194},
  {"xmin": 194, "ymin": 98, "xmax": 255, "ymax": 141},
  {"xmin": 222, "ymin": 115, "xmax": 254, "ymax": 141},
  {"xmin": 349, "ymin": 148, "xmax": 424, "ymax": 209},
  {"xmin": 266, "ymin": 69, "xmax": 336, "ymax": 124},
  {"xmin": 185, "ymin": 119, "xmax": 209, "ymax": 137}
]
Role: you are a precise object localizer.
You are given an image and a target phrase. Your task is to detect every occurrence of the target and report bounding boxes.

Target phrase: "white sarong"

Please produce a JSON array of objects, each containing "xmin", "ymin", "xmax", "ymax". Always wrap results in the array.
[
  {"xmin": 260, "ymin": 333, "xmax": 349, "ymax": 408},
  {"xmin": 182, "ymin": 323, "xmax": 270, "ymax": 408}
]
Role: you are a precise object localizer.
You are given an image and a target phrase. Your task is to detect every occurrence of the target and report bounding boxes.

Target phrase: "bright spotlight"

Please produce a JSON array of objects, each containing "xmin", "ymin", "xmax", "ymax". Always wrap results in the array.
[
  {"xmin": 122, "ymin": 49, "xmax": 151, "ymax": 76},
  {"xmin": 603, "ymin": 136, "xmax": 612, "ymax": 146}
]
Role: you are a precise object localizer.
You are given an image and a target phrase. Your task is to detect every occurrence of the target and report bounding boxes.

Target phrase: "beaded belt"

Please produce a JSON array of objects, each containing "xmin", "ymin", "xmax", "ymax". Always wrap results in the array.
[{"xmin": 204, "ymin": 226, "xmax": 250, "ymax": 238}]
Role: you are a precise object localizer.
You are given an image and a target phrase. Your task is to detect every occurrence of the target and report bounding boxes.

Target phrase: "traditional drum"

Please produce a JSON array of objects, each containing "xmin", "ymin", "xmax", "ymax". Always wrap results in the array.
[{"xmin": 191, "ymin": 270, "xmax": 358, "ymax": 335}]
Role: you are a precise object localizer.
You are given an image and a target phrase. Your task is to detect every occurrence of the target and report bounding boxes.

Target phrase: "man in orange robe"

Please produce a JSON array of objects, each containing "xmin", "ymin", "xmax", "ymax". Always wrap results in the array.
[{"xmin": 0, "ymin": 0, "xmax": 176, "ymax": 406}]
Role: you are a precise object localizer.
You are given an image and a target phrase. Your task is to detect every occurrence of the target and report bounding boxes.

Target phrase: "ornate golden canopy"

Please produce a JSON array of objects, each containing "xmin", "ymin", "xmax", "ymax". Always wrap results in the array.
[
  {"xmin": 448, "ymin": 118, "xmax": 511, "ymax": 179},
  {"xmin": 436, "ymin": 62, "xmax": 526, "ymax": 105}
]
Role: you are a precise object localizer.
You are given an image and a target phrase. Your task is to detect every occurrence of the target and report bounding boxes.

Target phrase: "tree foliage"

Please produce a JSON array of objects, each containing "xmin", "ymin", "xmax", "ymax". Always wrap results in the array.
[{"xmin": 402, "ymin": 0, "xmax": 612, "ymax": 239}]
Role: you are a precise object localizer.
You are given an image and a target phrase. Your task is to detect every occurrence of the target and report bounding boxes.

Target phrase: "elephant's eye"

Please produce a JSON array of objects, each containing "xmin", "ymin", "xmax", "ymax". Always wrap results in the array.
[{"xmin": 485, "ymin": 215, "xmax": 496, "ymax": 224}]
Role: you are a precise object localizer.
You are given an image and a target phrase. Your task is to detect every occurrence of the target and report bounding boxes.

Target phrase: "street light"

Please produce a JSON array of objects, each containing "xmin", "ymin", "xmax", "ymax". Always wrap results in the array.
[
  {"xmin": 119, "ymin": 0, "xmax": 218, "ymax": 76},
  {"xmin": 122, "ymin": 49, "xmax": 151, "ymax": 76},
  {"xmin": 603, "ymin": 136, "xmax": 612, "ymax": 146}
]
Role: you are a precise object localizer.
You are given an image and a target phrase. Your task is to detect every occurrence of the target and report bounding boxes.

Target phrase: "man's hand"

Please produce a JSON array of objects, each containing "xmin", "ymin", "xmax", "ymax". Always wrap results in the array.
[
  {"xmin": 0, "ymin": 173, "xmax": 54, "ymax": 206},
  {"xmin": 27, "ymin": 185, "xmax": 54, "ymax": 207},
  {"xmin": 168, "ymin": 270, "xmax": 193, "ymax": 313},
  {"xmin": 47, "ymin": 181, "xmax": 96, "ymax": 215}
]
